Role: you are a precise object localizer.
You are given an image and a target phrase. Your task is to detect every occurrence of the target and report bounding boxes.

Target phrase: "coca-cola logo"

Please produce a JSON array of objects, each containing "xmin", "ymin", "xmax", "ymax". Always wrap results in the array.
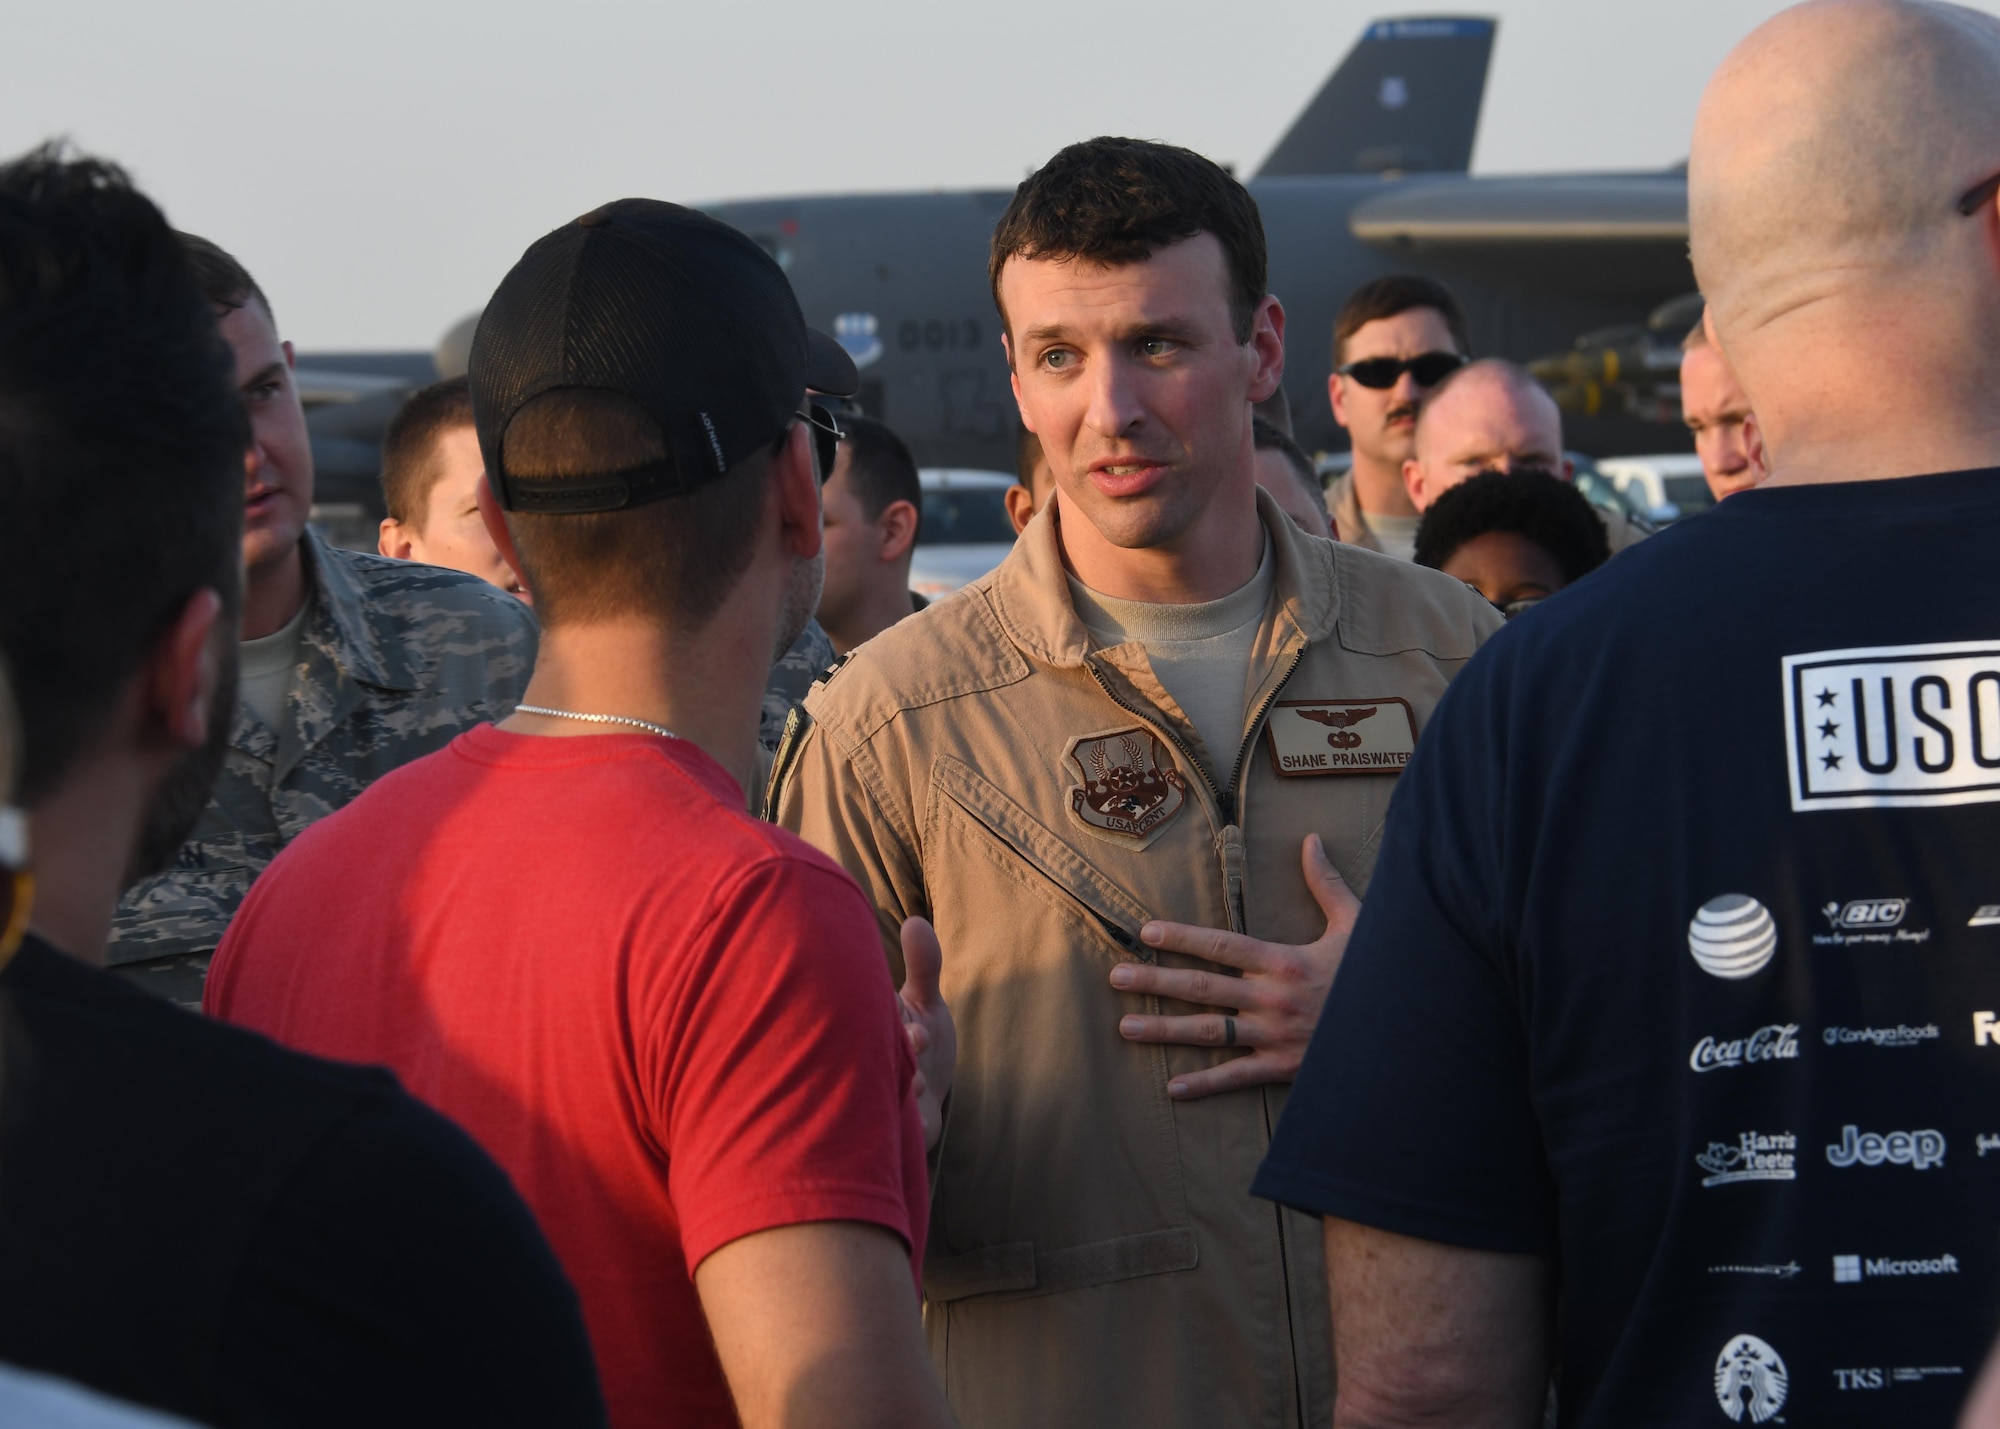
[{"xmin": 1690, "ymin": 1023, "xmax": 1801, "ymax": 1074}]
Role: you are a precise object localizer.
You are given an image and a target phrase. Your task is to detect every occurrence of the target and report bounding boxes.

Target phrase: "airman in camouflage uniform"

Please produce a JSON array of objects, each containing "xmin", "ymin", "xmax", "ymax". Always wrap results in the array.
[
  {"xmin": 761, "ymin": 617, "xmax": 837, "ymax": 753},
  {"xmin": 755, "ymin": 617, "xmax": 837, "ymax": 815},
  {"xmin": 111, "ymin": 526, "xmax": 537, "ymax": 1002}
]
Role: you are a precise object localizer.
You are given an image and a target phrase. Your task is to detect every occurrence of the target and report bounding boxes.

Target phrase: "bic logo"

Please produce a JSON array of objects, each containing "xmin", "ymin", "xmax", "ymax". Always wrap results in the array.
[
  {"xmin": 1977, "ymin": 1011, "xmax": 2000, "ymax": 1046},
  {"xmin": 1822, "ymin": 898, "xmax": 1907, "ymax": 930}
]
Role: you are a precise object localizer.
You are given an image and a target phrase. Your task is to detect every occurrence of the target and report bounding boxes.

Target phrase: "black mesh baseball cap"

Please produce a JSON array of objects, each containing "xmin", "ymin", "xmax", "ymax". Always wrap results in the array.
[{"xmin": 470, "ymin": 198, "xmax": 858, "ymax": 514}]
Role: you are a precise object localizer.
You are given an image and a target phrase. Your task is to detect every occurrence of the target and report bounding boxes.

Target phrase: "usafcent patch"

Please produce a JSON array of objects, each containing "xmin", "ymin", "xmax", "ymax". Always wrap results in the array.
[
  {"xmin": 1266, "ymin": 697, "xmax": 1417, "ymax": 776},
  {"xmin": 1064, "ymin": 728, "xmax": 1188, "ymax": 847}
]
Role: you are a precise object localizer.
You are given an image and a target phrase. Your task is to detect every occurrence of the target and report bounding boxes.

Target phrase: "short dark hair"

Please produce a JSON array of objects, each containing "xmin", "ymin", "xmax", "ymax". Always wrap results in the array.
[
  {"xmin": 1252, "ymin": 414, "xmax": 1321, "ymax": 507},
  {"xmin": 990, "ymin": 137, "xmax": 1267, "ymax": 343},
  {"xmin": 0, "ymin": 146, "xmax": 247, "ymax": 803},
  {"xmin": 498, "ymin": 388, "xmax": 772, "ymax": 628},
  {"xmin": 1333, "ymin": 274, "xmax": 1470, "ymax": 368},
  {"xmin": 381, "ymin": 377, "xmax": 475, "ymax": 527},
  {"xmin": 836, "ymin": 415, "xmax": 921, "ymax": 533},
  {"xmin": 1413, "ymin": 470, "xmax": 1609, "ymax": 583},
  {"xmin": 177, "ymin": 231, "xmax": 271, "ymax": 322}
]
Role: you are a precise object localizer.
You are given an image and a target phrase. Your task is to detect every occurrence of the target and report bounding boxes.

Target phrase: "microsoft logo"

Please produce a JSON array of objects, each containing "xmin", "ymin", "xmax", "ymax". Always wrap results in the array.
[{"xmin": 1834, "ymin": 1255, "xmax": 1862, "ymax": 1283}]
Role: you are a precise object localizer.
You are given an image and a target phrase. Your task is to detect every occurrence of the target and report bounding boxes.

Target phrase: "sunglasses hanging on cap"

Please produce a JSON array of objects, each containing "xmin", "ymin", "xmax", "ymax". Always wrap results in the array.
[
  {"xmin": 0, "ymin": 805, "xmax": 30, "ymax": 966},
  {"xmin": 798, "ymin": 403, "xmax": 844, "ymax": 482},
  {"xmin": 1337, "ymin": 352, "xmax": 1467, "ymax": 390}
]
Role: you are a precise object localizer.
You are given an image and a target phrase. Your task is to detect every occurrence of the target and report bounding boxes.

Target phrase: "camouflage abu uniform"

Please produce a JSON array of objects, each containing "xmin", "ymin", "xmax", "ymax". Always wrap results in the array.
[
  {"xmin": 761, "ymin": 617, "xmax": 837, "ymax": 754},
  {"xmin": 754, "ymin": 618, "xmax": 837, "ymax": 815},
  {"xmin": 112, "ymin": 528, "xmax": 538, "ymax": 1001}
]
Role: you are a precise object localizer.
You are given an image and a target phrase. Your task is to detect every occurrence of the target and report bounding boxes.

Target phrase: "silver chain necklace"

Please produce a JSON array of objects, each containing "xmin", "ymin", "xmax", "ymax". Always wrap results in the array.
[{"xmin": 515, "ymin": 704, "xmax": 679, "ymax": 739}]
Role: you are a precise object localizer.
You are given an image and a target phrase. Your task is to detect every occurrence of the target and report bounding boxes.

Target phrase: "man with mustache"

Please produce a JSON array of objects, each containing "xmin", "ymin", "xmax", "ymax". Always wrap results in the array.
[
  {"xmin": 1322, "ymin": 275, "xmax": 1470, "ymax": 558},
  {"xmin": 775, "ymin": 136, "xmax": 1503, "ymax": 1428},
  {"xmin": 0, "ymin": 144, "xmax": 603, "ymax": 1429}
]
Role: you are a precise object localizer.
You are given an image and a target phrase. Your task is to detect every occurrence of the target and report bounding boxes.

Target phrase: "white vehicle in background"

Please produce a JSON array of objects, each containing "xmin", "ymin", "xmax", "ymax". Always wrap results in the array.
[
  {"xmin": 909, "ymin": 469, "xmax": 1018, "ymax": 600},
  {"xmin": 1595, "ymin": 453, "xmax": 1713, "ymax": 524}
]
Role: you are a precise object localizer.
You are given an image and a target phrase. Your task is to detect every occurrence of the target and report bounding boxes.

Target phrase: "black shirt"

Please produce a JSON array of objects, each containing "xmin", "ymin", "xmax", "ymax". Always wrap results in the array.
[
  {"xmin": 0, "ymin": 934, "xmax": 607, "ymax": 1428},
  {"xmin": 1257, "ymin": 469, "xmax": 2000, "ymax": 1426}
]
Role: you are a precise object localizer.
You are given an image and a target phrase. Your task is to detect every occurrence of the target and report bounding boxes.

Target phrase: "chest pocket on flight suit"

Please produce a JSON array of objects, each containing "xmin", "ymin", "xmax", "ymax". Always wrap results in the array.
[{"xmin": 920, "ymin": 755, "xmax": 1200, "ymax": 1303}]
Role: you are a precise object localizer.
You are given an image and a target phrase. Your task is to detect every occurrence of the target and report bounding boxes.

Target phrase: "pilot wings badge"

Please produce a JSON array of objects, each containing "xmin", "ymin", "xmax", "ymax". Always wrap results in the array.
[{"xmin": 1065, "ymin": 728, "xmax": 1188, "ymax": 845}]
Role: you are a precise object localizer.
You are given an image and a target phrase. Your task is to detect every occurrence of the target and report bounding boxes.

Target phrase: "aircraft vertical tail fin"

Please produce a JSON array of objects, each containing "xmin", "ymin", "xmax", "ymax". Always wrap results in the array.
[{"xmin": 1255, "ymin": 16, "xmax": 1496, "ymax": 179}]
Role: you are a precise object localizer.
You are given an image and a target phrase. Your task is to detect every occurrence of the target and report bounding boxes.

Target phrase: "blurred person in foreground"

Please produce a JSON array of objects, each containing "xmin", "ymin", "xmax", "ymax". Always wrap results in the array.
[
  {"xmin": 1006, "ymin": 423, "xmax": 1057, "ymax": 534},
  {"xmin": 377, "ymin": 376, "xmax": 529, "ymax": 599},
  {"xmin": 108, "ymin": 237, "xmax": 537, "ymax": 1004},
  {"xmin": 0, "ymin": 144, "xmax": 603, "ymax": 1429},
  {"xmin": 1253, "ymin": 413, "xmax": 1334, "ymax": 538},
  {"xmin": 1683, "ymin": 314, "xmax": 1767, "ymax": 502},
  {"xmin": 774, "ymin": 136, "xmax": 1502, "ymax": 1428},
  {"xmin": 207, "ymin": 200, "xmax": 955, "ymax": 1429},
  {"xmin": 1413, "ymin": 468, "xmax": 1610, "ymax": 616},
  {"xmin": 0, "ymin": 675, "xmax": 219, "ymax": 1429},
  {"xmin": 818, "ymin": 415, "xmax": 926, "ymax": 654},
  {"xmin": 1254, "ymin": 1, "xmax": 2000, "ymax": 1423},
  {"xmin": 1402, "ymin": 357, "xmax": 1650, "ymax": 552},
  {"xmin": 1323, "ymin": 274, "xmax": 1469, "ymax": 558}
]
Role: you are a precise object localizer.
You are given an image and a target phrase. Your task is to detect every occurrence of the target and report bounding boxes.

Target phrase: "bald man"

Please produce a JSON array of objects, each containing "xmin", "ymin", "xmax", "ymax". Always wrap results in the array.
[
  {"xmin": 1403, "ymin": 358, "xmax": 1649, "ymax": 552},
  {"xmin": 1251, "ymin": 3, "xmax": 2000, "ymax": 1424},
  {"xmin": 1682, "ymin": 316, "xmax": 1766, "ymax": 502}
]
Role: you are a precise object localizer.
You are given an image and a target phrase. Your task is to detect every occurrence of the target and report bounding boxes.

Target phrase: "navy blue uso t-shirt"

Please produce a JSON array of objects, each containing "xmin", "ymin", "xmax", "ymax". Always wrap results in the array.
[{"xmin": 1257, "ymin": 468, "xmax": 2000, "ymax": 1427}]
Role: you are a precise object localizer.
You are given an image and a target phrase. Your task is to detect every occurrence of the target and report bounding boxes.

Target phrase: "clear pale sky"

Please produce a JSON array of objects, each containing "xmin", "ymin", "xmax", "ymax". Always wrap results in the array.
[{"xmin": 5, "ymin": 0, "xmax": 1960, "ymax": 351}]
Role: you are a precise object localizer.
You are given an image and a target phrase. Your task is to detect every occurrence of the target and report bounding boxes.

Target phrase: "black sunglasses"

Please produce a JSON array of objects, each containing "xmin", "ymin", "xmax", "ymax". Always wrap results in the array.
[
  {"xmin": 1959, "ymin": 167, "xmax": 2000, "ymax": 217},
  {"xmin": 796, "ymin": 403, "xmax": 844, "ymax": 482},
  {"xmin": 1336, "ymin": 351, "xmax": 1467, "ymax": 390}
]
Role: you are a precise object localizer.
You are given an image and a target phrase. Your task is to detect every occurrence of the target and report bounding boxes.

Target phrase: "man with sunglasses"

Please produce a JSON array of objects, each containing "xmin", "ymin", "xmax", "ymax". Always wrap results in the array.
[
  {"xmin": 1324, "ymin": 275, "xmax": 1470, "ymax": 559},
  {"xmin": 1256, "ymin": 2, "xmax": 2000, "ymax": 1422},
  {"xmin": 207, "ymin": 201, "xmax": 955, "ymax": 1429}
]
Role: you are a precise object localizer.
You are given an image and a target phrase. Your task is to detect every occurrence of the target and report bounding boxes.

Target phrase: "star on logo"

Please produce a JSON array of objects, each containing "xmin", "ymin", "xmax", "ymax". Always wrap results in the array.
[
  {"xmin": 1816, "ymin": 688, "xmax": 1838, "ymax": 709},
  {"xmin": 1818, "ymin": 720, "xmax": 1839, "ymax": 740},
  {"xmin": 1822, "ymin": 751, "xmax": 1844, "ymax": 771}
]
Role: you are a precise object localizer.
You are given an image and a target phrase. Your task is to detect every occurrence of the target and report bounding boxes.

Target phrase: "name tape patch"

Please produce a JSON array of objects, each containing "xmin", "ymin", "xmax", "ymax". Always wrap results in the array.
[
  {"xmin": 1266, "ymin": 697, "xmax": 1417, "ymax": 777},
  {"xmin": 1785, "ymin": 642, "xmax": 2000, "ymax": 811}
]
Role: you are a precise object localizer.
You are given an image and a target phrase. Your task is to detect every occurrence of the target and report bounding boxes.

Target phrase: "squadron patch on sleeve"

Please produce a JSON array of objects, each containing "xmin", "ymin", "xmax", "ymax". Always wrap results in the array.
[
  {"xmin": 1064, "ymin": 727, "xmax": 1188, "ymax": 847},
  {"xmin": 1266, "ymin": 697, "xmax": 1417, "ymax": 776}
]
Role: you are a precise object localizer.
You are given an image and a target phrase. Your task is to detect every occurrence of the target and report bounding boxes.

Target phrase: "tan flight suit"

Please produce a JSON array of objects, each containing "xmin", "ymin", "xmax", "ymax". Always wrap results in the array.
[
  {"xmin": 773, "ymin": 491, "xmax": 1502, "ymax": 1429},
  {"xmin": 1323, "ymin": 468, "xmax": 1380, "ymax": 552}
]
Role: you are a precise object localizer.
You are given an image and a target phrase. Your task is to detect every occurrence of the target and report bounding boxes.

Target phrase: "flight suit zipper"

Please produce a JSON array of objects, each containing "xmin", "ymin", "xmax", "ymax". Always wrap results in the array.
[{"xmin": 1090, "ymin": 642, "xmax": 1312, "ymax": 1423}]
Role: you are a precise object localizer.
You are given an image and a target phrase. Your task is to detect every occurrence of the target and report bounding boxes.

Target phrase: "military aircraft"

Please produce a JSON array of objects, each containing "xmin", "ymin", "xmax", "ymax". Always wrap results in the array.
[{"xmin": 304, "ymin": 14, "xmax": 1696, "ymax": 517}]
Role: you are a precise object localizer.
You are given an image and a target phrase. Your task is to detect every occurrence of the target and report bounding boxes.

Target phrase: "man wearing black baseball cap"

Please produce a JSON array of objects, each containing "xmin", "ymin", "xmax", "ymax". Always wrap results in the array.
[{"xmin": 208, "ymin": 200, "xmax": 957, "ymax": 1429}]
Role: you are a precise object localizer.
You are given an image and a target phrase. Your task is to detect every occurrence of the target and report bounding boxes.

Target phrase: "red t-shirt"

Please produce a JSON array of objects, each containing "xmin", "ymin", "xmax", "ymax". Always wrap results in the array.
[{"xmin": 206, "ymin": 726, "xmax": 927, "ymax": 1429}]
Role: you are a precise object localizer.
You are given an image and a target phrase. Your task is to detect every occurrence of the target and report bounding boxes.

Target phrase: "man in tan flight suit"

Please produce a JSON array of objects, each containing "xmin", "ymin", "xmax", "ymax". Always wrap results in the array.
[{"xmin": 774, "ymin": 137, "xmax": 1502, "ymax": 1428}]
